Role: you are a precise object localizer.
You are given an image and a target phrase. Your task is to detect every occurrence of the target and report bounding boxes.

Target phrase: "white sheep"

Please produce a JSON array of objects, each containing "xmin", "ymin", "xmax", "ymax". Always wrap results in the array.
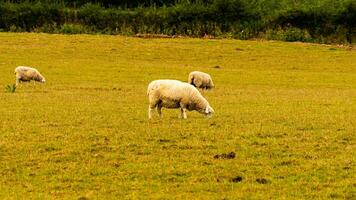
[
  {"xmin": 188, "ymin": 71, "xmax": 214, "ymax": 90},
  {"xmin": 147, "ymin": 79, "xmax": 214, "ymax": 119},
  {"xmin": 14, "ymin": 66, "xmax": 46, "ymax": 85}
]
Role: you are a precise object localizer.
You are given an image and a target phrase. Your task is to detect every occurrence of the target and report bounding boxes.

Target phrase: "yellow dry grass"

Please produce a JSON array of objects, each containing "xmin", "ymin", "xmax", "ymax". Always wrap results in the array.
[{"xmin": 0, "ymin": 33, "xmax": 355, "ymax": 199}]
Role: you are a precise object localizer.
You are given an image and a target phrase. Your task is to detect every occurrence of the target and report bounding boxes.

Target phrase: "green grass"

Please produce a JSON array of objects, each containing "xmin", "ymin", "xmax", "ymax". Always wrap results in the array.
[
  {"xmin": 5, "ymin": 84, "xmax": 16, "ymax": 93},
  {"xmin": 0, "ymin": 33, "xmax": 355, "ymax": 199}
]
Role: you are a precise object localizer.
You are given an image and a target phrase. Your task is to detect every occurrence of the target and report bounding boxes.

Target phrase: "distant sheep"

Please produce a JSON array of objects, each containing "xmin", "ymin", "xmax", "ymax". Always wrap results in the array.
[
  {"xmin": 15, "ymin": 66, "xmax": 46, "ymax": 85},
  {"xmin": 188, "ymin": 71, "xmax": 214, "ymax": 90},
  {"xmin": 147, "ymin": 79, "xmax": 214, "ymax": 119}
]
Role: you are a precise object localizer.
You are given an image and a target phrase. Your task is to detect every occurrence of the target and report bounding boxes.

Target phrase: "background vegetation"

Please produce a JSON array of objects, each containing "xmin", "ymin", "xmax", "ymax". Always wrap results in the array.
[
  {"xmin": 0, "ymin": 0, "xmax": 355, "ymax": 43},
  {"xmin": 0, "ymin": 32, "xmax": 355, "ymax": 199}
]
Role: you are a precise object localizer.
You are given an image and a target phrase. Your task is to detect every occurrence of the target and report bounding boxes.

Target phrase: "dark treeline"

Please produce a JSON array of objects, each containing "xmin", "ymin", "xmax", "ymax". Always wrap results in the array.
[
  {"xmin": 0, "ymin": 0, "xmax": 355, "ymax": 43},
  {"xmin": 1, "ymin": 0, "xmax": 209, "ymax": 7}
]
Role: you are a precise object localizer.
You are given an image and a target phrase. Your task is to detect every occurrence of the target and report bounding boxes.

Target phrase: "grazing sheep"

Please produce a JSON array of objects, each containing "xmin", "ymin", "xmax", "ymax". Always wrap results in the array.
[
  {"xmin": 188, "ymin": 71, "xmax": 214, "ymax": 90},
  {"xmin": 147, "ymin": 79, "xmax": 214, "ymax": 119},
  {"xmin": 15, "ymin": 66, "xmax": 46, "ymax": 85}
]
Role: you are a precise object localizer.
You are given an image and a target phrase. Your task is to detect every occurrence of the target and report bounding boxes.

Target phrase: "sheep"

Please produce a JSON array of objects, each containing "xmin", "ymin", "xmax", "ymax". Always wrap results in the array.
[
  {"xmin": 147, "ymin": 79, "xmax": 214, "ymax": 119},
  {"xmin": 14, "ymin": 66, "xmax": 46, "ymax": 85},
  {"xmin": 188, "ymin": 71, "xmax": 214, "ymax": 90}
]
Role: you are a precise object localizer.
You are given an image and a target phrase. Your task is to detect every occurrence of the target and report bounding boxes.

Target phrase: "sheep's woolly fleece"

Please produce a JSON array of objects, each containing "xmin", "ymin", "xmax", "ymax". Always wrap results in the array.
[
  {"xmin": 188, "ymin": 71, "xmax": 214, "ymax": 90},
  {"xmin": 147, "ymin": 79, "xmax": 214, "ymax": 119},
  {"xmin": 15, "ymin": 66, "xmax": 46, "ymax": 85}
]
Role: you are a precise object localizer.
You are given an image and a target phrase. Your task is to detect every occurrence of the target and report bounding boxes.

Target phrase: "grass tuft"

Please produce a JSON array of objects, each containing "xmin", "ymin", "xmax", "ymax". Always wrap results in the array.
[{"xmin": 5, "ymin": 84, "xmax": 16, "ymax": 93}]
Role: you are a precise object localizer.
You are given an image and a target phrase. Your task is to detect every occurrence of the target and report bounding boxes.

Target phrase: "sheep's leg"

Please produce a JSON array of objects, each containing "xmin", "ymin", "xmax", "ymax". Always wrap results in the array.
[
  {"xmin": 180, "ymin": 107, "xmax": 187, "ymax": 119},
  {"xmin": 157, "ymin": 104, "xmax": 163, "ymax": 118},
  {"xmin": 15, "ymin": 78, "xmax": 20, "ymax": 86},
  {"xmin": 148, "ymin": 105, "xmax": 155, "ymax": 119}
]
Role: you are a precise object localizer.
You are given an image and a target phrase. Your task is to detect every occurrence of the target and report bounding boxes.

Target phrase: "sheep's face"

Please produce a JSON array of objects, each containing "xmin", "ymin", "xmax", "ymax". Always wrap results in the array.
[
  {"xmin": 40, "ymin": 78, "xmax": 46, "ymax": 83},
  {"xmin": 204, "ymin": 106, "xmax": 214, "ymax": 118}
]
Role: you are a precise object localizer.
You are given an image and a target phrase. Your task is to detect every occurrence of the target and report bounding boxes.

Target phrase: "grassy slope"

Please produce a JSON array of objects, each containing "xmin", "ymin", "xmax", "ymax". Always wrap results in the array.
[{"xmin": 0, "ymin": 33, "xmax": 355, "ymax": 199}]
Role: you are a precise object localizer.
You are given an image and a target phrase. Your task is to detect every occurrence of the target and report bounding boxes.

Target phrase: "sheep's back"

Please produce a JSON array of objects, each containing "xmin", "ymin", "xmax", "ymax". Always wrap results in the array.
[
  {"xmin": 15, "ymin": 66, "xmax": 38, "ymax": 75},
  {"xmin": 148, "ymin": 80, "xmax": 196, "ymax": 101}
]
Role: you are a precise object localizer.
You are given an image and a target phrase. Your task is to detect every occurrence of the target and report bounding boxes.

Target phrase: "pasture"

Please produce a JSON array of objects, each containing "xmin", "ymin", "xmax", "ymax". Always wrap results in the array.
[{"xmin": 0, "ymin": 33, "xmax": 355, "ymax": 199}]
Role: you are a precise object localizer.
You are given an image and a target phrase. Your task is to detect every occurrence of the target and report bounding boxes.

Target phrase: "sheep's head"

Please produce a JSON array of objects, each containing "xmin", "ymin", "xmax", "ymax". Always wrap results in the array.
[
  {"xmin": 207, "ymin": 80, "xmax": 214, "ymax": 89},
  {"xmin": 35, "ymin": 73, "xmax": 46, "ymax": 83},
  {"xmin": 206, "ymin": 84, "xmax": 214, "ymax": 90},
  {"xmin": 204, "ymin": 105, "xmax": 214, "ymax": 118}
]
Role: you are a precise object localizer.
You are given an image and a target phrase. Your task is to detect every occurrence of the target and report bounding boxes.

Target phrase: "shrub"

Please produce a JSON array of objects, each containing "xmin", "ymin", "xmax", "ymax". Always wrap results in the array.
[
  {"xmin": 283, "ymin": 27, "xmax": 312, "ymax": 42},
  {"xmin": 59, "ymin": 23, "xmax": 87, "ymax": 34}
]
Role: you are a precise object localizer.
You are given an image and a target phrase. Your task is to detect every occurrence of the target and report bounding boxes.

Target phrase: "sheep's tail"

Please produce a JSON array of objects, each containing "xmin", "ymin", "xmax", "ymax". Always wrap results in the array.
[
  {"xmin": 188, "ymin": 74, "xmax": 197, "ymax": 87},
  {"xmin": 188, "ymin": 74, "xmax": 193, "ymax": 84},
  {"xmin": 147, "ymin": 82, "xmax": 154, "ymax": 96},
  {"xmin": 147, "ymin": 81, "xmax": 161, "ymax": 96}
]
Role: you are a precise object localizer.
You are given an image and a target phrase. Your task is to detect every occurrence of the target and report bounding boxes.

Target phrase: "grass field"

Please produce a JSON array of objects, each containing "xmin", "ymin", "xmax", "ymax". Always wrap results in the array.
[{"xmin": 0, "ymin": 33, "xmax": 355, "ymax": 199}]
